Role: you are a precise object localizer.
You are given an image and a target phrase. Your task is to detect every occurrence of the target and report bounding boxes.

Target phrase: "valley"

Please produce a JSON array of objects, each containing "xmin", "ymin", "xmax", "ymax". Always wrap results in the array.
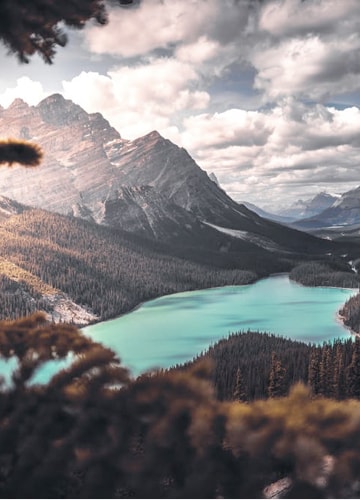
[
  {"xmin": 2, "ymin": 2, "xmax": 360, "ymax": 498},
  {"xmin": 0, "ymin": 95, "xmax": 359, "ymax": 326}
]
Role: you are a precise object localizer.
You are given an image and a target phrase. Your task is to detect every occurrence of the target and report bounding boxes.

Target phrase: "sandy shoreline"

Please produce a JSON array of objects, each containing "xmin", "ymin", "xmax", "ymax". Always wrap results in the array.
[{"xmin": 336, "ymin": 311, "xmax": 360, "ymax": 338}]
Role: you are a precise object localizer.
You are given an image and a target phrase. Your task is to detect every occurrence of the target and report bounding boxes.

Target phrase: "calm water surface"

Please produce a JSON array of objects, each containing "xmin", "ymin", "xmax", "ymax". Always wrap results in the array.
[{"xmin": 83, "ymin": 275, "xmax": 356, "ymax": 376}]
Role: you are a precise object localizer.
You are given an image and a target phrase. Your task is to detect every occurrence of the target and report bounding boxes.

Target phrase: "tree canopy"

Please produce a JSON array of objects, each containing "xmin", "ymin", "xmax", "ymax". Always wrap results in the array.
[
  {"xmin": 0, "ymin": 139, "xmax": 43, "ymax": 167},
  {"xmin": 0, "ymin": 0, "xmax": 136, "ymax": 63}
]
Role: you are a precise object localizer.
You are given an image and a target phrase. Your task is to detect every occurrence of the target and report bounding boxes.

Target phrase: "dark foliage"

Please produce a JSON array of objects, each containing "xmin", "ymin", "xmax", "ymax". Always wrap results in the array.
[
  {"xmin": 2, "ymin": 315, "xmax": 360, "ymax": 498},
  {"xmin": 183, "ymin": 330, "xmax": 357, "ymax": 402},
  {"xmin": 0, "ymin": 0, "xmax": 136, "ymax": 63},
  {"xmin": 0, "ymin": 139, "xmax": 43, "ymax": 167},
  {"xmin": 290, "ymin": 260, "xmax": 360, "ymax": 288},
  {"xmin": 340, "ymin": 292, "xmax": 360, "ymax": 334}
]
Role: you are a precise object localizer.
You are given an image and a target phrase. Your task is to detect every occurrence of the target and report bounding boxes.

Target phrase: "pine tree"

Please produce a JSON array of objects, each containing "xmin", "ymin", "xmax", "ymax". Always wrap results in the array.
[
  {"xmin": 0, "ymin": 139, "xmax": 43, "ymax": 167},
  {"xmin": 268, "ymin": 352, "xmax": 286, "ymax": 398},
  {"xmin": 333, "ymin": 343, "xmax": 345, "ymax": 399},
  {"xmin": 308, "ymin": 348, "xmax": 321, "ymax": 395},
  {"xmin": 319, "ymin": 345, "xmax": 333, "ymax": 397},
  {"xmin": 346, "ymin": 337, "xmax": 360, "ymax": 398},
  {"xmin": 233, "ymin": 367, "xmax": 247, "ymax": 403},
  {"xmin": 0, "ymin": 0, "xmax": 135, "ymax": 63}
]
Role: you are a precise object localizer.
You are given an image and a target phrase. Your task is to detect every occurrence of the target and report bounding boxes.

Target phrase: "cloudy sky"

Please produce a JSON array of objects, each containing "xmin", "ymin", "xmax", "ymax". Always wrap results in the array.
[{"xmin": 1, "ymin": 0, "xmax": 360, "ymax": 211}]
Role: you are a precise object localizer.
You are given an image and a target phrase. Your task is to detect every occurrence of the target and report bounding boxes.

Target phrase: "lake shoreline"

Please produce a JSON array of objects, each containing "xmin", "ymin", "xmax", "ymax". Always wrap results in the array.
[
  {"xmin": 82, "ymin": 274, "xmax": 263, "ymax": 330},
  {"xmin": 83, "ymin": 275, "xmax": 356, "ymax": 376},
  {"xmin": 336, "ymin": 312, "xmax": 360, "ymax": 339},
  {"xmin": 82, "ymin": 272, "xmax": 356, "ymax": 332}
]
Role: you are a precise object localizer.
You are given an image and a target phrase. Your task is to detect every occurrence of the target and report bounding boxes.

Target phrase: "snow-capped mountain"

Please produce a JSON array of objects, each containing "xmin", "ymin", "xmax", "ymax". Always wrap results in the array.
[{"xmin": 295, "ymin": 186, "xmax": 360, "ymax": 229}]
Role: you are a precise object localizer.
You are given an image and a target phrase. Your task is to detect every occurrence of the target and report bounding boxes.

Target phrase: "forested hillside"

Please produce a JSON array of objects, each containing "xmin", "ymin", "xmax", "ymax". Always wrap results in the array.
[
  {"xmin": 0, "ymin": 209, "xmax": 258, "ymax": 321},
  {"xmin": 290, "ymin": 260, "xmax": 360, "ymax": 288},
  {"xmin": 339, "ymin": 293, "xmax": 360, "ymax": 334},
  {"xmin": 183, "ymin": 331, "xmax": 358, "ymax": 402}
]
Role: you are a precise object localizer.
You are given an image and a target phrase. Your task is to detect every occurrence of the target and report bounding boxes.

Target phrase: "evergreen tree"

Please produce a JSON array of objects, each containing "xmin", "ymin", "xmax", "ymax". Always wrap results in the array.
[
  {"xmin": 346, "ymin": 337, "xmax": 360, "ymax": 398},
  {"xmin": 233, "ymin": 367, "xmax": 247, "ymax": 403},
  {"xmin": 268, "ymin": 352, "xmax": 286, "ymax": 398},
  {"xmin": 0, "ymin": 139, "xmax": 43, "ymax": 167},
  {"xmin": 319, "ymin": 345, "xmax": 333, "ymax": 397},
  {"xmin": 0, "ymin": 0, "xmax": 135, "ymax": 63},
  {"xmin": 308, "ymin": 348, "xmax": 321, "ymax": 395},
  {"xmin": 333, "ymin": 343, "xmax": 345, "ymax": 399}
]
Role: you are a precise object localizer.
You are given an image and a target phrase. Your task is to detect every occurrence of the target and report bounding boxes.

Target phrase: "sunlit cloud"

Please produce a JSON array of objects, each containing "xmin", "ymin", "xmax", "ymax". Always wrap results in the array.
[
  {"xmin": 62, "ymin": 58, "xmax": 210, "ymax": 139},
  {"xmin": 0, "ymin": 77, "xmax": 47, "ymax": 108},
  {"xmin": 180, "ymin": 100, "xmax": 360, "ymax": 208},
  {"xmin": 2, "ymin": 0, "xmax": 360, "ymax": 208}
]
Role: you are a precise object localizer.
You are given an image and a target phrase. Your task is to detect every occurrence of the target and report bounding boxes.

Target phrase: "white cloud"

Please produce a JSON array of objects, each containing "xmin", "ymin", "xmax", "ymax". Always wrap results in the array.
[
  {"xmin": 251, "ymin": 35, "xmax": 360, "ymax": 100},
  {"xmin": 259, "ymin": 0, "xmax": 360, "ymax": 38},
  {"xmin": 62, "ymin": 58, "xmax": 209, "ymax": 139},
  {"xmin": 180, "ymin": 100, "xmax": 360, "ymax": 208},
  {"xmin": 182, "ymin": 109, "xmax": 273, "ymax": 149},
  {"xmin": 83, "ymin": 0, "xmax": 360, "ymax": 104},
  {"xmin": 250, "ymin": 0, "xmax": 360, "ymax": 101},
  {"xmin": 0, "ymin": 77, "xmax": 47, "ymax": 108},
  {"xmin": 84, "ymin": 0, "xmax": 219, "ymax": 58},
  {"xmin": 175, "ymin": 36, "xmax": 221, "ymax": 64},
  {"xmin": 2, "ymin": 0, "xmax": 360, "ymax": 210}
]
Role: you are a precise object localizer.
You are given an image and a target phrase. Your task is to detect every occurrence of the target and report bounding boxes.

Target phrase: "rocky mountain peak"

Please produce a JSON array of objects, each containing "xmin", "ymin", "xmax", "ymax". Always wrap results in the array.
[
  {"xmin": 133, "ymin": 129, "xmax": 166, "ymax": 147},
  {"xmin": 37, "ymin": 94, "xmax": 89, "ymax": 127},
  {"xmin": 0, "ymin": 93, "xmax": 334, "ymax": 257},
  {"xmin": 7, "ymin": 98, "xmax": 28, "ymax": 110},
  {"xmin": 146, "ymin": 130, "xmax": 162, "ymax": 140}
]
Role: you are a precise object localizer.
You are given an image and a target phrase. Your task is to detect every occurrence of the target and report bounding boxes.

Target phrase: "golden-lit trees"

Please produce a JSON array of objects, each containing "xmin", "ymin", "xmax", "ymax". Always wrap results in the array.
[{"xmin": 2, "ymin": 316, "xmax": 360, "ymax": 498}]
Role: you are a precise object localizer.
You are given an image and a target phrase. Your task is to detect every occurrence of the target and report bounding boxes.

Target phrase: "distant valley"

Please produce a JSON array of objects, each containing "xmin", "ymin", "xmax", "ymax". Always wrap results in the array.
[{"xmin": 0, "ymin": 94, "xmax": 359, "ymax": 324}]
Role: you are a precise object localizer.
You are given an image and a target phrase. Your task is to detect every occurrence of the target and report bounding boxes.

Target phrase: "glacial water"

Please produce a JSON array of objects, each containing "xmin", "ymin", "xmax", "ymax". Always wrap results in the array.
[{"xmin": 82, "ymin": 275, "xmax": 357, "ymax": 377}]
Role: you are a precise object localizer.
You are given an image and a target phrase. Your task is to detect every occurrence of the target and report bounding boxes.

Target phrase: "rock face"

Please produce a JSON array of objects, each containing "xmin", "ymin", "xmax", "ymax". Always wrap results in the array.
[
  {"xmin": 0, "ymin": 95, "xmax": 262, "ymax": 229},
  {"xmin": 0, "ymin": 94, "xmax": 337, "ymax": 254},
  {"xmin": 0, "ymin": 94, "xmax": 124, "ymax": 214}
]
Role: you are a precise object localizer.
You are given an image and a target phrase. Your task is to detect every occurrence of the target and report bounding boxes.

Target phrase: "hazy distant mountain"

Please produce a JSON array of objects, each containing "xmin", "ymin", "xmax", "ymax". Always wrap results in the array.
[
  {"xmin": 0, "ymin": 94, "xmax": 346, "ymax": 257},
  {"xmin": 278, "ymin": 192, "xmax": 339, "ymax": 220},
  {"xmin": 295, "ymin": 186, "xmax": 360, "ymax": 229},
  {"xmin": 241, "ymin": 202, "xmax": 294, "ymax": 224}
]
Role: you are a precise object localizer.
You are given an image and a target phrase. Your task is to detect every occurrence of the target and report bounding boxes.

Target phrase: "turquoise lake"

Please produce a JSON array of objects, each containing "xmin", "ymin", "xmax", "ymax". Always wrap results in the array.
[{"xmin": 82, "ymin": 275, "xmax": 357, "ymax": 377}]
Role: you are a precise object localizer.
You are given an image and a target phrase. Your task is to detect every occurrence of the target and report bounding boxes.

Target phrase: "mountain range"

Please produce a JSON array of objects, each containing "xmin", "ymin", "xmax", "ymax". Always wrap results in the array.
[
  {"xmin": 274, "ymin": 192, "xmax": 340, "ymax": 221},
  {"xmin": 293, "ymin": 187, "xmax": 360, "ymax": 230},
  {"xmin": 0, "ymin": 94, "xmax": 358, "ymax": 323},
  {"xmin": 0, "ymin": 94, "xmax": 346, "ymax": 254}
]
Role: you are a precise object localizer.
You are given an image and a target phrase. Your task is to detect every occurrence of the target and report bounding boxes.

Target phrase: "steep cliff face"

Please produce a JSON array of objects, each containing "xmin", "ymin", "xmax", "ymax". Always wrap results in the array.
[
  {"xmin": 0, "ymin": 95, "xmax": 251, "ymax": 229},
  {"xmin": 0, "ymin": 94, "xmax": 125, "ymax": 214},
  {"xmin": 94, "ymin": 185, "xmax": 210, "ymax": 242},
  {"xmin": 108, "ymin": 130, "xmax": 250, "ymax": 227},
  {"xmin": 0, "ymin": 94, "xmax": 340, "ymax": 256}
]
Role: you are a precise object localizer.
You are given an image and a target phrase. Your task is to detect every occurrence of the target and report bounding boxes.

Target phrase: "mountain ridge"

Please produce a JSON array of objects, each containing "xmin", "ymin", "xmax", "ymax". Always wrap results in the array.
[
  {"xmin": 294, "ymin": 186, "xmax": 360, "ymax": 229},
  {"xmin": 0, "ymin": 94, "xmax": 354, "ymax": 260}
]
